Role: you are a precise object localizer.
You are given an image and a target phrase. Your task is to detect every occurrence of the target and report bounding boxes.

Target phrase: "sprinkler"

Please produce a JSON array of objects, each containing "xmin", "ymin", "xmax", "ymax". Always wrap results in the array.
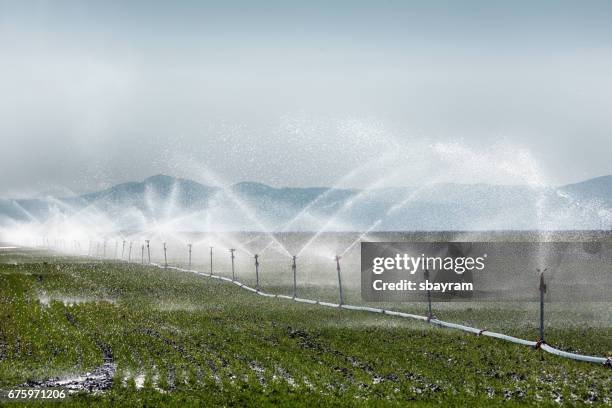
[
  {"xmin": 145, "ymin": 240, "xmax": 151, "ymax": 264},
  {"xmin": 121, "ymin": 240, "xmax": 126, "ymax": 260},
  {"xmin": 209, "ymin": 246, "xmax": 214, "ymax": 276},
  {"xmin": 424, "ymin": 268, "xmax": 433, "ymax": 321},
  {"xmin": 128, "ymin": 241, "xmax": 132, "ymax": 262},
  {"xmin": 230, "ymin": 248, "xmax": 236, "ymax": 280},
  {"xmin": 538, "ymin": 268, "xmax": 547, "ymax": 343},
  {"xmin": 335, "ymin": 255, "xmax": 344, "ymax": 305},
  {"xmin": 292, "ymin": 255, "xmax": 297, "ymax": 299},
  {"xmin": 163, "ymin": 242, "xmax": 168, "ymax": 268},
  {"xmin": 254, "ymin": 254, "xmax": 260, "ymax": 292},
  {"xmin": 188, "ymin": 243, "xmax": 192, "ymax": 269}
]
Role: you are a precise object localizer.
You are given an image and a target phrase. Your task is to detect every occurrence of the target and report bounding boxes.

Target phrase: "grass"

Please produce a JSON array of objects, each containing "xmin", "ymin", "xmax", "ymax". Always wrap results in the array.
[{"xmin": 0, "ymin": 248, "xmax": 610, "ymax": 406}]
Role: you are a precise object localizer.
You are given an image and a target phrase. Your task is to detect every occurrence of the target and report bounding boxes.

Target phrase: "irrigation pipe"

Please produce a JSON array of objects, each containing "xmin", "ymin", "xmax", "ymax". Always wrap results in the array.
[{"xmin": 151, "ymin": 263, "xmax": 610, "ymax": 366}]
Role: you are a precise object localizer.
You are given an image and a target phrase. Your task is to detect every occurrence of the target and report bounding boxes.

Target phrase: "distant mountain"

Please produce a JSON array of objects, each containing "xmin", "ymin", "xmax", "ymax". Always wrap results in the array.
[
  {"xmin": 559, "ymin": 175, "xmax": 612, "ymax": 207},
  {"xmin": 0, "ymin": 174, "xmax": 610, "ymax": 231}
]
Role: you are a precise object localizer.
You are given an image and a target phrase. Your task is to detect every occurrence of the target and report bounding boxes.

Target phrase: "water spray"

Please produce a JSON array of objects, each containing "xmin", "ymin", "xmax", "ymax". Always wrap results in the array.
[
  {"xmin": 335, "ymin": 255, "xmax": 344, "ymax": 305},
  {"xmin": 114, "ymin": 241, "xmax": 118, "ymax": 259},
  {"xmin": 103, "ymin": 240, "xmax": 107, "ymax": 258},
  {"xmin": 292, "ymin": 255, "xmax": 297, "ymax": 299},
  {"xmin": 141, "ymin": 244, "xmax": 144, "ymax": 264},
  {"xmin": 209, "ymin": 246, "xmax": 214, "ymax": 276},
  {"xmin": 145, "ymin": 240, "xmax": 151, "ymax": 264},
  {"xmin": 254, "ymin": 254, "xmax": 260, "ymax": 292},
  {"xmin": 230, "ymin": 248, "xmax": 236, "ymax": 280},
  {"xmin": 96, "ymin": 242, "xmax": 100, "ymax": 258},
  {"xmin": 188, "ymin": 243, "xmax": 192, "ymax": 269},
  {"xmin": 128, "ymin": 241, "xmax": 132, "ymax": 262},
  {"xmin": 538, "ymin": 268, "xmax": 547, "ymax": 343},
  {"xmin": 163, "ymin": 242, "xmax": 168, "ymax": 268},
  {"xmin": 121, "ymin": 240, "xmax": 126, "ymax": 260},
  {"xmin": 424, "ymin": 268, "xmax": 433, "ymax": 321}
]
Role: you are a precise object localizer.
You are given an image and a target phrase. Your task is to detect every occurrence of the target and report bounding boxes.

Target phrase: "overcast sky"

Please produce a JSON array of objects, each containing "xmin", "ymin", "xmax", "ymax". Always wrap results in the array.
[{"xmin": 1, "ymin": 0, "xmax": 611, "ymax": 196}]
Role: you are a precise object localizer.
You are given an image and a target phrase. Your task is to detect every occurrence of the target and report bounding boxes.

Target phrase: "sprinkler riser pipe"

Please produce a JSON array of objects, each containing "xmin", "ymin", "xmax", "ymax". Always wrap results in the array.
[
  {"xmin": 292, "ymin": 256, "xmax": 297, "ymax": 299},
  {"xmin": 336, "ymin": 256, "xmax": 344, "ymax": 305},
  {"xmin": 255, "ymin": 254, "xmax": 260, "ymax": 291},
  {"xmin": 539, "ymin": 271, "xmax": 546, "ymax": 342},
  {"xmin": 424, "ymin": 269, "xmax": 432, "ymax": 319},
  {"xmin": 210, "ymin": 247, "xmax": 214, "ymax": 276},
  {"xmin": 230, "ymin": 249, "xmax": 236, "ymax": 281}
]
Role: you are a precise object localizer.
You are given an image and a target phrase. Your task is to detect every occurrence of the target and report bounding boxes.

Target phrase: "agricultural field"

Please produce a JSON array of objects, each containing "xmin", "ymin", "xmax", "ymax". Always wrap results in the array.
[{"xmin": 0, "ymin": 247, "xmax": 610, "ymax": 406}]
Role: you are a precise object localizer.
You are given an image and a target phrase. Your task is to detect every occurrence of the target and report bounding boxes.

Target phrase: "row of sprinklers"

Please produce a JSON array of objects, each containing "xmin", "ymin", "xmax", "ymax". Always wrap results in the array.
[
  {"xmin": 82, "ymin": 238, "xmax": 345, "ymax": 301},
  {"xmin": 83, "ymin": 239, "xmax": 552, "ymax": 344}
]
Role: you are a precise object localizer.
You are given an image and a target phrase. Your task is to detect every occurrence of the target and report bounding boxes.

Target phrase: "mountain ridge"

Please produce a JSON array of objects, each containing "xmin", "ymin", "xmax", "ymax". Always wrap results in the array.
[{"xmin": 0, "ymin": 174, "xmax": 610, "ymax": 231}]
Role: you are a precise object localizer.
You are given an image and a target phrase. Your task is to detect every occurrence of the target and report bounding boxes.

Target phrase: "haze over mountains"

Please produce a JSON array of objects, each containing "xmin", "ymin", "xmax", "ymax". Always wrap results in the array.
[{"xmin": 0, "ymin": 174, "xmax": 610, "ymax": 231}]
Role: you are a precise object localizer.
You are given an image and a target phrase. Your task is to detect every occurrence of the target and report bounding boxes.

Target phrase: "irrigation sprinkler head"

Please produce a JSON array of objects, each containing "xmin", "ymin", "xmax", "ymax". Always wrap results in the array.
[
  {"xmin": 254, "ymin": 254, "xmax": 259, "ymax": 265},
  {"xmin": 538, "ymin": 268, "xmax": 547, "ymax": 293}
]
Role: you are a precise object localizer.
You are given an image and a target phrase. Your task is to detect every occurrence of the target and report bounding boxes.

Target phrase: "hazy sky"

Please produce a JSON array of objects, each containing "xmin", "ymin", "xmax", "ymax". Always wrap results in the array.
[{"xmin": 1, "ymin": 0, "xmax": 611, "ymax": 196}]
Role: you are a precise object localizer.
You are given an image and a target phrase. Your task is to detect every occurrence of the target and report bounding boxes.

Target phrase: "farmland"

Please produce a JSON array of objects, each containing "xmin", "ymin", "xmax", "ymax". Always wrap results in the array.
[{"xmin": 0, "ymin": 247, "xmax": 610, "ymax": 406}]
